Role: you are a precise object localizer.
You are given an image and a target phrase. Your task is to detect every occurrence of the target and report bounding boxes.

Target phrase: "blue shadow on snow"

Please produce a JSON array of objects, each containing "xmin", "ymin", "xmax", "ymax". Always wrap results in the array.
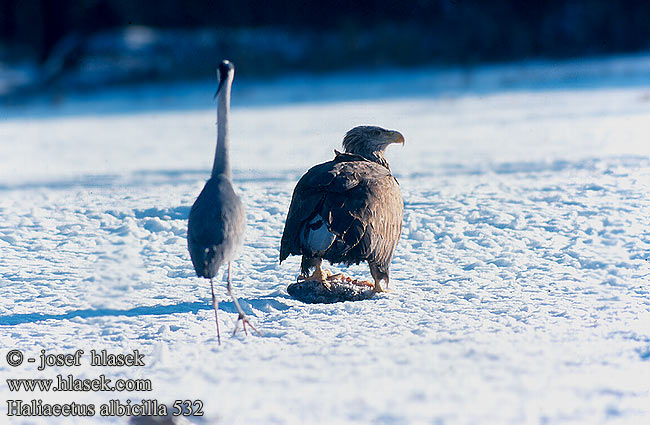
[
  {"xmin": 0, "ymin": 301, "xmax": 211, "ymax": 326},
  {"xmin": 0, "ymin": 297, "xmax": 291, "ymax": 326}
]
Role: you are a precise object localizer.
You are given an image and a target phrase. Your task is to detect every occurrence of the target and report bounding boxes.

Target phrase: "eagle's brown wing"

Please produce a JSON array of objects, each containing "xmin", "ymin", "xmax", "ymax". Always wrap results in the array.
[{"xmin": 280, "ymin": 152, "xmax": 403, "ymax": 270}]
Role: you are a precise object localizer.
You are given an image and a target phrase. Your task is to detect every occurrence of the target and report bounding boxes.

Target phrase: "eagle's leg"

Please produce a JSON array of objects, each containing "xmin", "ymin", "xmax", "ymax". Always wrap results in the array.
[
  {"xmin": 369, "ymin": 263, "xmax": 389, "ymax": 293},
  {"xmin": 312, "ymin": 262, "xmax": 332, "ymax": 282},
  {"xmin": 226, "ymin": 262, "xmax": 260, "ymax": 337},
  {"xmin": 372, "ymin": 278, "xmax": 384, "ymax": 293},
  {"xmin": 300, "ymin": 256, "xmax": 331, "ymax": 283}
]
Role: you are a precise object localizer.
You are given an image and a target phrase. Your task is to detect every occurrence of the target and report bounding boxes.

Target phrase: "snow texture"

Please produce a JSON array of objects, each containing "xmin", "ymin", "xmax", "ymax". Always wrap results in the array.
[{"xmin": 1, "ymin": 55, "xmax": 650, "ymax": 424}]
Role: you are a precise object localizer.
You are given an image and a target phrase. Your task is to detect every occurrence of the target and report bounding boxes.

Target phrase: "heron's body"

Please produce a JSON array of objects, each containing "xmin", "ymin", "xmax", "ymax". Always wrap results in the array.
[
  {"xmin": 188, "ymin": 175, "xmax": 245, "ymax": 279},
  {"xmin": 280, "ymin": 126, "xmax": 404, "ymax": 292},
  {"xmin": 187, "ymin": 60, "xmax": 254, "ymax": 342}
]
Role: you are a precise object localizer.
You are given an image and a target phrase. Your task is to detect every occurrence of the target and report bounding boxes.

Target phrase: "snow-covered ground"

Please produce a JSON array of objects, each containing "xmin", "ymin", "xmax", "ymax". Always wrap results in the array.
[{"xmin": 1, "ymin": 55, "xmax": 650, "ymax": 424}]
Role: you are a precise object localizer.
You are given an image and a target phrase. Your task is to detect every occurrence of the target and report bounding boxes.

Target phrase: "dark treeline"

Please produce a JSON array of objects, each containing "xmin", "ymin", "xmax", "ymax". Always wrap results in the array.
[{"xmin": 1, "ymin": 0, "xmax": 650, "ymax": 65}]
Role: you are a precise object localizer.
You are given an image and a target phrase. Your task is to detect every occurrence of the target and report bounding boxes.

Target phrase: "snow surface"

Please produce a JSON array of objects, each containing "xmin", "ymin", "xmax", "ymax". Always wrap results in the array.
[{"xmin": 1, "ymin": 56, "xmax": 650, "ymax": 424}]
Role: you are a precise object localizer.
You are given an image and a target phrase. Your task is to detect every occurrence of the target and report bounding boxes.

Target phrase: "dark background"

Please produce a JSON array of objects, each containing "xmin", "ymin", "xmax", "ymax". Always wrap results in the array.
[{"xmin": 1, "ymin": 0, "xmax": 650, "ymax": 91}]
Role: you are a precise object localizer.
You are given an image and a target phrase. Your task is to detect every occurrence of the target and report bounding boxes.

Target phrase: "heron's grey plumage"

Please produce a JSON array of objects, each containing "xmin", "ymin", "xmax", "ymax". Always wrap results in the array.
[
  {"xmin": 187, "ymin": 176, "xmax": 245, "ymax": 278},
  {"xmin": 187, "ymin": 60, "xmax": 253, "ymax": 341},
  {"xmin": 280, "ymin": 126, "xmax": 404, "ymax": 292}
]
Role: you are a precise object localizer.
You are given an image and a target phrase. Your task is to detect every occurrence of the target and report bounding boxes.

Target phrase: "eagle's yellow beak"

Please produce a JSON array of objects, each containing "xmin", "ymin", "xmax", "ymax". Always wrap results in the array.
[{"xmin": 388, "ymin": 130, "xmax": 405, "ymax": 145}]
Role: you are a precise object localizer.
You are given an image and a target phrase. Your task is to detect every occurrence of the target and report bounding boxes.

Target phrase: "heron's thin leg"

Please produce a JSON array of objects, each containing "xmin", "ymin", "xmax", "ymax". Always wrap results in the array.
[
  {"xmin": 226, "ymin": 262, "xmax": 260, "ymax": 336},
  {"xmin": 210, "ymin": 277, "xmax": 221, "ymax": 345},
  {"xmin": 229, "ymin": 261, "xmax": 245, "ymax": 335}
]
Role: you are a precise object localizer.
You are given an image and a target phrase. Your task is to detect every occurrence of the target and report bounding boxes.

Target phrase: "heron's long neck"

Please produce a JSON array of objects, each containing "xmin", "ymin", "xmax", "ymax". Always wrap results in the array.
[{"xmin": 212, "ymin": 81, "xmax": 232, "ymax": 179}]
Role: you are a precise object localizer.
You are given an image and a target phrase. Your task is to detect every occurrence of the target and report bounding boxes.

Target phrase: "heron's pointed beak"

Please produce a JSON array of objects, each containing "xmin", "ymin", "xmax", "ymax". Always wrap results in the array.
[{"xmin": 214, "ymin": 77, "xmax": 225, "ymax": 100}]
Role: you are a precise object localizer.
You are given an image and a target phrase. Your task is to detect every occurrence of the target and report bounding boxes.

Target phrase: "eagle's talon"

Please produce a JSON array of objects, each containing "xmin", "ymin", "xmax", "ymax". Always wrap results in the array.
[
  {"xmin": 304, "ymin": 265, "xmax": 330, "ymax": 283},
  {"xmin": 373, "ymin": 281, "xmax": 391, "ymax": 293}
]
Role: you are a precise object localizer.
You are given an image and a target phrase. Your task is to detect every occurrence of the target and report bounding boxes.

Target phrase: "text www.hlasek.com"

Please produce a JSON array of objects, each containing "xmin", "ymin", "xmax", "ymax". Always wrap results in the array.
[{"xmin": 7, "ymin": 375, "xmax": 152, "ymax": 392}]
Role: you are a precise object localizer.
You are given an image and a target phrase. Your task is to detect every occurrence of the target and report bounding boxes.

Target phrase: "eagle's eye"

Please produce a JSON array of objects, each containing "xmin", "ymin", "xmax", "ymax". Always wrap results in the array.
[{"xmin": 371, "ymin": 129, "xmax": 381, "ymax": 137}]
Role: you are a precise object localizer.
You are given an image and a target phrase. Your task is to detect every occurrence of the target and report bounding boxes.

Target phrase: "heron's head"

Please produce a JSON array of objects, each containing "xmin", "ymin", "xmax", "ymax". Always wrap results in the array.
[
  {"xmin": 215, "ymin": 60, "xmax": 235, "ymax": 97},
  {"xmin": 342, "ymin": 126, "xmax": 405, "ymax": 162}
]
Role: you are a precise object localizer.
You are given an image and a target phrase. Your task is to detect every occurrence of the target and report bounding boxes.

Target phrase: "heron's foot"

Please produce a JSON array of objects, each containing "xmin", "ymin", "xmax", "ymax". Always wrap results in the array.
[{"xmin": 232, "ymin": 313, "xmax": 261, "ymax": 337}]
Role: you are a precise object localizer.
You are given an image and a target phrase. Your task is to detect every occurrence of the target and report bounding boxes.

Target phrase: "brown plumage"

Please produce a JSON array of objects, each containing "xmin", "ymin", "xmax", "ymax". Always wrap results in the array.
[{"xmin": 280, "ymin": 126, "xmax": 404, "ymax": 292}]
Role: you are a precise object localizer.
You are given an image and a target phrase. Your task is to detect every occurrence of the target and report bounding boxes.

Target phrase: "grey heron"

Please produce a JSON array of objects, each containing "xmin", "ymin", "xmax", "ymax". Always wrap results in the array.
[{"xmin": 187, "ymin": 60, "xmax": 256, "ymax": 343}]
